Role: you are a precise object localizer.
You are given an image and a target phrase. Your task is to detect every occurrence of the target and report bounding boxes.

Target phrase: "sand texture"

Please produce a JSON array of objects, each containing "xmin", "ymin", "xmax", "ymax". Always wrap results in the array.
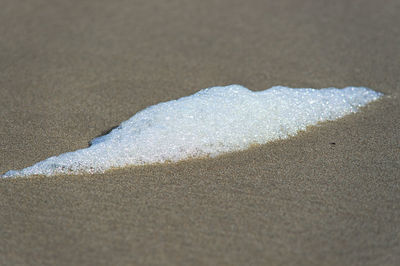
[{"xmin": 0, "ymin": 0, "xmax": 399, "ymax": 265}]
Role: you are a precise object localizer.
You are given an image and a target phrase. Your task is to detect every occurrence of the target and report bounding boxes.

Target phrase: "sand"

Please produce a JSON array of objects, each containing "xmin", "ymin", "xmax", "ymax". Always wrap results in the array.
[{"xmin": 0, "ymin": 0, "xmax": 399, "ymax": 265}]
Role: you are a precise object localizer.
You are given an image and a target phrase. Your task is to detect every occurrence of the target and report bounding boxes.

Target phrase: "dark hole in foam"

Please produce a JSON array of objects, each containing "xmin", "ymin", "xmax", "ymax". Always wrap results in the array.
[{"xmin": 89, "ymin": 125, "xmax": 119, "ymax": 146}]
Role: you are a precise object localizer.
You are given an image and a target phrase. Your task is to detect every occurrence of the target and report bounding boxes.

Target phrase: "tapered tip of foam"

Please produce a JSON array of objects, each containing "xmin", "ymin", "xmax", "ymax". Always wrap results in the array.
[{"xmin": 2, "ymin": 85, "xmax": 382, "ymax": 177}]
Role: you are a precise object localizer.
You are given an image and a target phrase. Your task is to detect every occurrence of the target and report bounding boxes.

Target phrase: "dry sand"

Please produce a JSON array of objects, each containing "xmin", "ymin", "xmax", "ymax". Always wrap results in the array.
[{"xmin": 0, "ymin": 0, "xmax": 399, "ymax": 265}]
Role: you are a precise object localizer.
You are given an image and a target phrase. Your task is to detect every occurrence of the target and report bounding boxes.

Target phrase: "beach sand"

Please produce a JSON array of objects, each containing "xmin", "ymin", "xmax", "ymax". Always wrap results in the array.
[{"xmin": 0, "ymin": 0, "xmax": 399, "ymax": 265}]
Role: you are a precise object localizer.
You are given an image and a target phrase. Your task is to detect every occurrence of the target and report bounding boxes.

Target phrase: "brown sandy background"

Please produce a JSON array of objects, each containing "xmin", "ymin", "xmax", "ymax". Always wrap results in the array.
[{"xmin": 1, "ymin": 0, "xmax": 399, "ymax": 265}]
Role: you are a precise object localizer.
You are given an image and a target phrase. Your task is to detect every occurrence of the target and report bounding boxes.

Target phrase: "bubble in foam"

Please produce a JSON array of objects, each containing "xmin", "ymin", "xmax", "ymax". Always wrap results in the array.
[{"xmin": 2, "ymin": 85, "xmax": 382, "ymax": 177}]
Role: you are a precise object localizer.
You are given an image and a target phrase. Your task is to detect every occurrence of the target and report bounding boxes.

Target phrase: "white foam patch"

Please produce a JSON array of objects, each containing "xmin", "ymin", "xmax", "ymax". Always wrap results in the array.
[{"xmin": 2, "ymin": 85, "xmax": 382, "ymax": 178}]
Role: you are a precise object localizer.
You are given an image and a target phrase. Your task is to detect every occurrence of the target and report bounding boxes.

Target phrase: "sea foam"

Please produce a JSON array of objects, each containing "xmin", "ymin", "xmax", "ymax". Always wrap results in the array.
[{"xmin": 2, "ymin": 85, "xmax": 382, "ymax": 177}]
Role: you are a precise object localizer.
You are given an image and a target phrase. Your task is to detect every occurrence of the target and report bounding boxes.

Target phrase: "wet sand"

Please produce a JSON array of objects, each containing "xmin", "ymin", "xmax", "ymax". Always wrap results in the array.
[{"xmin": 1, "ymin": 0, "xmax": 399, "ymax": 265}]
